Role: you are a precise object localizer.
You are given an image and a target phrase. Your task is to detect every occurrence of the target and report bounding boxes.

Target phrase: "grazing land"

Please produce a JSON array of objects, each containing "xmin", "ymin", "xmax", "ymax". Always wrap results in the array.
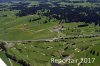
[{"xmin": 0, "ymin": 0, "xmax": 100, "ymax": 66}]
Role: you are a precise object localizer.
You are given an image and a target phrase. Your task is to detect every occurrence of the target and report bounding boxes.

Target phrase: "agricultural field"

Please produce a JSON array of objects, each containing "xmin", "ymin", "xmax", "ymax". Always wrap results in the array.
[{"xmin": 0, "ymin": 0, "xmax": 100, "ymax": 66}]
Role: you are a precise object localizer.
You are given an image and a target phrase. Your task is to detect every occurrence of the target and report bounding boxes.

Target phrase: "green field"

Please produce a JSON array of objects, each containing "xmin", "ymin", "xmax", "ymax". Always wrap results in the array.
[{"xmin": 0, "ymin": 0, "xmax": 100, "ymax": 66}]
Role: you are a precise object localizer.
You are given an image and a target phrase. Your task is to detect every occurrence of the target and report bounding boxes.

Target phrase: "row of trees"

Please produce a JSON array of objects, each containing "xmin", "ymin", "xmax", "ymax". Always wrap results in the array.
[
  {"xmin": 6, "ymin": 53, "xmax": 31, "ymax": 66},
  {"xmin": 0, "ymin": 41, "xmax": 31, "ymax": 66},
  {"xmin": 0, "ymin": 42, "xmax": 6, "ymax": 51},
  {"xmin": 90, "ymin": 50, "xmax": 99, "ymax": 56}
]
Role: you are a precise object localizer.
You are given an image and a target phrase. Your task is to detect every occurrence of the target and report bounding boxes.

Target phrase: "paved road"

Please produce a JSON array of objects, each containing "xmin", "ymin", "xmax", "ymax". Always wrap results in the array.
[
  {"xmin": 0, "ymin": 34, "xmax": 100, "ymax": 43},
  {"xmin": 2, "ymin": 38, "xmax": 58, "ymax": 43}
]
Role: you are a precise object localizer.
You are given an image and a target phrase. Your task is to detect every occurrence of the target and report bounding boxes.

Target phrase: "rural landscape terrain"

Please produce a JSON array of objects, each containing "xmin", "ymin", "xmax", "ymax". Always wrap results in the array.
[{"xmin": 0, "ymin": 0, "xmax": 100, "ymax": 66}]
